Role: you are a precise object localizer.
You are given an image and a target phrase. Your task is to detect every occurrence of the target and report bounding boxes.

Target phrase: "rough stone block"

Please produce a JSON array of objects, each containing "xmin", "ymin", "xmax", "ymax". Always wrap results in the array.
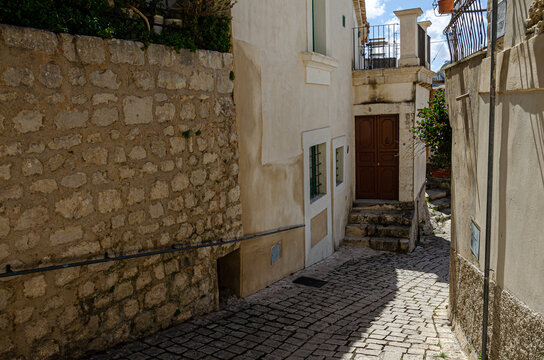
[
  {"xmin": 1, "ymin": 25, "xmax": 58, "ymax": 53},
  {"xmin": 111, "ymin": 147, "xmax": 126, "ymax": 163},
  {"xmin": 48, "ymin": 135, "xmax": 82, "ymax": 150},
  {"xmin": 133, "ymin": 71, "xmax": 154, "ymax": 90},
  {"xmin": 59, "ymin": 33, "xmax": 76, "ymax": 61},
  {"xmin": 0, "ymin": 164, "xmax": 10, "ymax": 180},
  {"xmin": 75, "ymin": 35, "xmax": 105, "ymax": 64},
  {"xmin": 198, "ymin": 50, "xmax": 223, "ymax": 69},
  {"xmin": 180, "ymin": 103, "xmax": 196, "ymax": 120},
  {"xmin": 144, "ymin": 284, "xmax": 167, "ymax": 308},
  {"xmin": 169, "ymin": 137, "xmax": 186, "ymax": 154},
  {"xmin": 38, "ymin": 63, "xmax": 63, "ymax": 88},
  {"xmin": 30, "ymin": 179, "xmax": 58, "ymax": 193},
  {"xmin": 55, "ymin": 192, "xmax": 94, "ymax": 219},
  {"xmin": 128, "ymin": 187, "xmax": 145, "ymax": 205},
  {"xmin": 50, "ymin": 226, "xmax": 84, "ymax": 245},
  {"xmin": 123, "ymin": 96, "xmax": 152, "ymax": 124},
  {"xmin": 156, "ymin": 103, "xmax": 175, "ymax": 123},
  {"xmin": 147, "ymin": 44, "xmax": 172, "ymax": 66},
  {"xmin": 98, "ymin": 189, "xmax": 123, "ymax": 213},
  {"xmin": 69, "ymin": 67, "xmax": 86, "ymax": 86},
  {"xmin": 12, "ymin": 110, "xmax": 43, "ymax": 133},
  {"xmin": 22, "ymin": 158, "xmax": 43, "ymax": 176},
  {"xmin": 90, "ymin": 69, "xmax": 120, "ymax": 89},
  {"xmin": 3, "ymin": 67, "xmax": 34, "ymax": 86},
  {"xmin": 150, "ymin": 181, "xmax": 169, "ymax": 200},
  {"xmin": 174, "ymin": 49, "xmax": 194, "ymax": 66},
  {"xmin": 83, "ymin": 147, "xmax": 108, "ymax": 165},
  {"xmin": 189, "ymin": 70, "xmax": 214, "ymax": 91},
  {"xmin": 23, "ymin": 275, "xmax": 47, "ymax": 298},
  {"xmin": 217, "ymin": 71, "xmax": 234, "ymax": 94},
  {"xmin": 91, "ymin": 107, "xmax": 118, "ymax": 127},
  {"xmin": 1, "ymin": 185, "xmax": 23, "ymax": 201},
  {"xmin": 128, "ymin": 146, "xmax": 146, "ymax": 160},
  {"xmin": 55, "ymin": 110, "xmax": 88, "ymax": 129},
  {"xmin": 108, "ymin": 39, "xmax": 145, "ymax": 65},
  {"xmin": 60, "ymin": 172, "xmax": 87, "ymax": 188},
  {"xmin": 149, "ymin": 202, "xmax": 164, "ymax": 219},
  {"xmin": 92, "ymin": 93, "xmax": 118, "ymax": 105},
  {"xmin": 190, "ymin": 169, "xmax": 207, "ymax": 186},
  {"xmin": 157, "ymin": 70, "xmax": 186, "ymax": 90}
]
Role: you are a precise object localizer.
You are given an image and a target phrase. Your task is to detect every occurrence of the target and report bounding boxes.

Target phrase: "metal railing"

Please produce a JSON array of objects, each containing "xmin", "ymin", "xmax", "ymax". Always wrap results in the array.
[
  {"xmin": 443, "ymin": 0, "xmax": 488, "ymax": 62},
  {"xmin": 353, "ymin": 24, "xmax": 400, "ymax": 70}
]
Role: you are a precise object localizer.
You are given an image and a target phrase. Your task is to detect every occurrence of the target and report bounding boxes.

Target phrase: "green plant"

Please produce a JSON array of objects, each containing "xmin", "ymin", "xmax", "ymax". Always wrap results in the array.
[
  {"xmin": 0, "ymin": 0, "xmax": 233, "ymax": 52},
  {"xmin": 181, "ymin": 130, "xmax": 191, "ymax": 139},
  {"xmin": 413, "ymin": 89, "xmax": 452, "ymax": 170},
  {"xmin": 437, "ymin": 353, "xmax": 447, "ymax": 359}
]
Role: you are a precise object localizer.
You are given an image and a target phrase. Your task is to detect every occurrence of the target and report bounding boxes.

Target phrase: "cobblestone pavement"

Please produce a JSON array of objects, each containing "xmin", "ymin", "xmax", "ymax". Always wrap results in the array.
[{"xmin": 88, "ymin": 234, "xmax": 466, "ymax": 360}]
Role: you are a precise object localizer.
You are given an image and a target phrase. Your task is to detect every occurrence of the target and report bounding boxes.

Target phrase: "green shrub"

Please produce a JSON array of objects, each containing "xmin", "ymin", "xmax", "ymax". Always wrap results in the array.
[
  {"xmin": 413, "ymin": 89, "xmax": 452, "ymax": 170},
  {"xmin": 0, "ymin": 0, "xmax": 233, "ymax": 52}
]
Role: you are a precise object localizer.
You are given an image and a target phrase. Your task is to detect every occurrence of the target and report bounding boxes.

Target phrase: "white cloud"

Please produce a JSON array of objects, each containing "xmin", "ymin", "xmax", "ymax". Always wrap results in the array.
[
  {"xmin": 421, "ymin": 9, "xmax": 451, "ymax": 70},
  {"xmin": 366, "ymin": 0, "xmax": 386, "ymax": 19}
]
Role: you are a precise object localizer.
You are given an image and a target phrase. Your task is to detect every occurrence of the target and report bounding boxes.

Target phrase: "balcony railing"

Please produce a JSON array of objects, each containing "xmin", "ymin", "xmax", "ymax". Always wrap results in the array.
[
  {"xmin": 443, "ymin": 0, "xmax": 488, "ymax": 62},
  {"xmin": 353, "ymin": 24, "xmax": 400, "ymax": 70}
]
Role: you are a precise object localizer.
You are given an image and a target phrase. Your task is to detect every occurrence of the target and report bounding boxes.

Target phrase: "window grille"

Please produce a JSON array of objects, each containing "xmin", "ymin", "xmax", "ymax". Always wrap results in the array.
[
  {"xmin": 310, "ymin": 145, "xmax": 323, "ymax": 200},
  {"xmin": 335, "ymin": 146, "xmax": 344, "ymax": 186}
]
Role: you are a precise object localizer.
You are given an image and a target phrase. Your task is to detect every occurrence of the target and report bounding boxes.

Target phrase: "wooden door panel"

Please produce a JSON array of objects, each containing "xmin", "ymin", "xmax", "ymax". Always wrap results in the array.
[{"xmin": 355, "ymin": 115, "xmax": 399, "ymax": 200}]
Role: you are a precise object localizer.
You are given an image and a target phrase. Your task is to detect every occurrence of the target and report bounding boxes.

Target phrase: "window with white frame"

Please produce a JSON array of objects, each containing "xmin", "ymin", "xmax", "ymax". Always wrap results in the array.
[
  {"xmin": 335, "ymin": 146, "xmax": 344, "ymax": 186},
  {"xmin": 309, "ymin": 143, "xmax": 327, "ymax": 201},
  {"xmin": 312, "ymin": 0, "xmax": 327, "ymax": 55}
]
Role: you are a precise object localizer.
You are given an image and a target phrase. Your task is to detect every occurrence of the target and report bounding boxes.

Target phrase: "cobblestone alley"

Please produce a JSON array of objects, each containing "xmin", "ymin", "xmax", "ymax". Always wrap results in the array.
[{"xmin": 87, "ymin": 229, "xmax": 467, "ymax": 360}]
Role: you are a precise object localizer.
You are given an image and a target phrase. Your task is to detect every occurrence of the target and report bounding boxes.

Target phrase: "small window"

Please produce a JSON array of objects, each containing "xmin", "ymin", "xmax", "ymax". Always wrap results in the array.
[
  {"xmin": 310, "ymin": 143, "xmax": 326, "ymax": 201},
  {"xmin": 335, "ymin": 146, "xmax": 344, "ymax": 186},
  {"xmin": 312, "ymin": 0, "xmax": 327, "ymax": 55}
]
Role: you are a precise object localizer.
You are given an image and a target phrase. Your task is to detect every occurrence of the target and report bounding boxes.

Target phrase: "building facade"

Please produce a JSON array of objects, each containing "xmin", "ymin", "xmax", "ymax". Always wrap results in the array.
[{"xmin": 444, "ymin": 0, "xmax": 544, "ymax": 358}]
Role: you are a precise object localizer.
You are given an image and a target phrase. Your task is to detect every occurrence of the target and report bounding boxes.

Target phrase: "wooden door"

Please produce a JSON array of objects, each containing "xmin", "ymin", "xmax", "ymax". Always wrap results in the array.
[{"xmin": 355, "ymin": 115, "xmax": 399, "ymax": 200}]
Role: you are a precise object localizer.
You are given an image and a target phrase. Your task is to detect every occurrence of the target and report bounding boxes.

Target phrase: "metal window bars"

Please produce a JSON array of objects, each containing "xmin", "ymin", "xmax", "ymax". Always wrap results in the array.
[
  {"xmin": 443, "ymin": 0, "xmax": 488, "ymax": 62},
  {"xmin": 353, "ymin": 24, "xmax": 400, "ymax": 70},
  {"xmin": 310, "ymin": 145, "xmax": 322, "ymax": 199}
]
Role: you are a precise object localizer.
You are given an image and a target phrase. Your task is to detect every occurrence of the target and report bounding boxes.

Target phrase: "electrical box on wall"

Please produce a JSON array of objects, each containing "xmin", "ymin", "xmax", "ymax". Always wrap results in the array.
[
  {"xmin": 271, "ymin": 242, "xmax": 281, "ymax": 265},
  {"xmin": 471, "ymin": 219, "xmax": 480, "ymax": 259}
]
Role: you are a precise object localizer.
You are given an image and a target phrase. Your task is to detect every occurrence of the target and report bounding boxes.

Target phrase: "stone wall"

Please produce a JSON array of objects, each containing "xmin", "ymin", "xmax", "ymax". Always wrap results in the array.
[
  {"xmin": 450, "ymin": 254, "xmax": 544, "ymax": 359},
  {"xmin": 0, "ymin": 24, "xmax": 242, "ymax": 359}
]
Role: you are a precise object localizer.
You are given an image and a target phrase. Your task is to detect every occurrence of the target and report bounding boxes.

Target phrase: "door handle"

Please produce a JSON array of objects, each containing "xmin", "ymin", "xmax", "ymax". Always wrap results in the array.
[{"xmin": 393, "ymin": 154, "xmax": 399, "ymax": 157}]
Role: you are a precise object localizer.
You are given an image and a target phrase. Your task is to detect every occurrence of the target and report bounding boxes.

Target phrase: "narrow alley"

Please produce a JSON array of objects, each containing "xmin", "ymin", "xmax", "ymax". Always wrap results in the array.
[{"xmin": 87, "ymin": 196, "xmax": 465, "ymax": 360}]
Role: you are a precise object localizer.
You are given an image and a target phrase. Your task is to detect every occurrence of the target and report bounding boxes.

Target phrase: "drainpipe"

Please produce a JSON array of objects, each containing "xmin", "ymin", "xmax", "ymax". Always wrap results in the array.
[{"xmin": 482, "ymin": 0, "xmax": 498, "ymax": 359}]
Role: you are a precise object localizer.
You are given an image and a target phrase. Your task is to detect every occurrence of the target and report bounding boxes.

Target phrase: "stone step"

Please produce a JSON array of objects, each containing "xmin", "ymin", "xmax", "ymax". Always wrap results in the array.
[
  {"xmin": 344, "ymin": 235, "xmax": 410, "ymax": 253},
  {"xmin": 349, "ymin": 209, "xmax": 413, "ymax": 226},
  {"xmin": 426, "ymin": 188, "xmax": 448, "ymax": 201},
  {"xmin": 428, "ymin": 196, "xmax": 451, "ymax": 211},
  {"xmin": 345, "ymin": 223, "xmax": 411, "ymax": 238},
  {"xmin": 353, "ymin": 199, "xmax": 414, "ymax": 211}
]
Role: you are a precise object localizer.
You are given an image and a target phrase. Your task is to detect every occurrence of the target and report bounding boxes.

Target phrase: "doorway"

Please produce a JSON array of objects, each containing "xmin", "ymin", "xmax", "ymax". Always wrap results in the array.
[{"xmin": 355, "ymin": 115, "xmax": 399, "ymax": 200}]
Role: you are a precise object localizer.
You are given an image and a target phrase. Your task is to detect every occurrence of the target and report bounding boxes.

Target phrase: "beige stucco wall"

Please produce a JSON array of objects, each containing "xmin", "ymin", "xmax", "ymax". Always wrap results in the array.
[
  {"xmin": 352, "ymin": 66, "xmax": 432, "ymax": 202},
  {"xmin": 445, "ymin": 4, "xmax": 544, "ymax": 354},
  {"xmin": 232, "ymin": 0, "xmax": 356, "ymax": 294}
]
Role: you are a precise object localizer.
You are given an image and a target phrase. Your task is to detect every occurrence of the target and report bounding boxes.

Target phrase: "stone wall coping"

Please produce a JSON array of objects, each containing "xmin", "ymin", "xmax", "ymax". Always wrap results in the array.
[{"xmin": 0, "ymin": 23, "xmax": 233, "ymax": 69}]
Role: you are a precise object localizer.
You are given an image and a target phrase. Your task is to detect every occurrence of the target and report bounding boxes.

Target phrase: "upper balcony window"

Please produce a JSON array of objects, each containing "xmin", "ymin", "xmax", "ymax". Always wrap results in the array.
[{"xmin": 312, "ymin": 0, "xmax": 327, "ymax": 55}]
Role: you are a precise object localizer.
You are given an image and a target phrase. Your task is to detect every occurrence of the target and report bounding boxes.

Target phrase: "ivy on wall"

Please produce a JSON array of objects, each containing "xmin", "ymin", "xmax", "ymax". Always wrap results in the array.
[{"xmin": 0, "ymin": 0, "xmax": 233, "ymax": 52}]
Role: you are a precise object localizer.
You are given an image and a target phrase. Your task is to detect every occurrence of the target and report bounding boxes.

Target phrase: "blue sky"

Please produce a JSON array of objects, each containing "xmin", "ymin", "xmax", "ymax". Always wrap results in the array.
[{"xmin": 365, "ymin": 0, "xmax": 451, "ymax": 71}]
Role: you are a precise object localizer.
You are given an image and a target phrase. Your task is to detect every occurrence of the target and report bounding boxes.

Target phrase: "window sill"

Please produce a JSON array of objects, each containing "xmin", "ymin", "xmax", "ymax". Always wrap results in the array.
[{"xmin": 301, "ymin": 52, "xmax": 339, "ymax": 85}]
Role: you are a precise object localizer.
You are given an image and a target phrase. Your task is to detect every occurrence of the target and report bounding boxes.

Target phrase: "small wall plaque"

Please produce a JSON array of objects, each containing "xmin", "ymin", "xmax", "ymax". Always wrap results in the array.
[
  {"xmin": 271, "ymin": 242, "xmax": 281, "ymax": 265},
  {"xmin": 471, "ymin": 219, "xmax": 480, "ymax": 260},
  {"xmin": 497, "ymin": 0, "xmax": 507, "ymax": 38}
]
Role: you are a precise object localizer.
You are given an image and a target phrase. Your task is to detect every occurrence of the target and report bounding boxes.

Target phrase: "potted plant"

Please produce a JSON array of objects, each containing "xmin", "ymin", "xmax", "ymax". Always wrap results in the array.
[
  {"xmin": 438, "ymin": 0, "xmax": 454, "ymax": 14},
  {"xmin": 413, "ymin": 89, "xmax": 452, "ymax": 178}
]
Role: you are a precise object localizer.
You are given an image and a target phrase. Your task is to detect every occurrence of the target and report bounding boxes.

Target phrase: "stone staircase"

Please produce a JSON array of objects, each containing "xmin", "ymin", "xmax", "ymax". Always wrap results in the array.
[{"xmin": 344, "ymin": 199, "xmax": 415, "ymax": 253}]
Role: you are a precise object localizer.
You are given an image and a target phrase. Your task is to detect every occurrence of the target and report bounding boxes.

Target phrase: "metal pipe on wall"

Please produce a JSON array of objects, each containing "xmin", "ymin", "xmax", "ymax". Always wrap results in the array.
[{"xmin": 481, "ymin": 0, "xmax": 498, "ymax": 358}]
